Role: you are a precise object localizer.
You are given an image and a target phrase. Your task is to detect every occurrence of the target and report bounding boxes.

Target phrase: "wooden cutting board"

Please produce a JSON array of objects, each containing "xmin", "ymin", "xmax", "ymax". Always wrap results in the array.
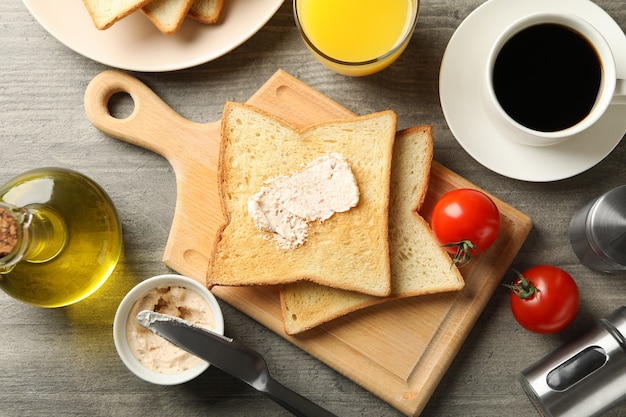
[{"xmin": 84, "ymin": 69, "xmax": 533, "ymax": 416}]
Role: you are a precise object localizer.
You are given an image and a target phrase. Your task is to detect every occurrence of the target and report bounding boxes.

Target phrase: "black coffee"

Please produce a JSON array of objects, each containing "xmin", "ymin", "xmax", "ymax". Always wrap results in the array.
[{"xmin": 493, "ymin": 23, "xmax": 602, "ymax": 132}]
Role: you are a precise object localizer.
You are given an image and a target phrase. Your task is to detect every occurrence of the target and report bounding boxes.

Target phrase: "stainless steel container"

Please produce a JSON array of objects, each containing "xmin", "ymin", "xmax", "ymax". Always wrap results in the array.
[
  {"xmin": 569, "ymin": 185, "xmax": 626, "ymax": 273},
  {"xmin": 520, "ymin": 307, "xmax": 626, "ymax": 417}
]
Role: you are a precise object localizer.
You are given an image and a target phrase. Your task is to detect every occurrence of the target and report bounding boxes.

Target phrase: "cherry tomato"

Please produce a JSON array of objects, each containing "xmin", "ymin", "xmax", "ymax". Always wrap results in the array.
[
  {"xmin": 430, "ymin": 188, "xmax": 501, "ymax": 265},
  {"xmin": 506, "ymin": 266, "xmax": 580, "ymax": 334}
]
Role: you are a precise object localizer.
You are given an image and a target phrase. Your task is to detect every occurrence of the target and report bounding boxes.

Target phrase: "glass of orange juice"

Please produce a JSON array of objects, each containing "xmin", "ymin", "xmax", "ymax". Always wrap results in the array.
[{"xmin": 293, "ymin": 0, "xmax": 420, "ymax": 77}]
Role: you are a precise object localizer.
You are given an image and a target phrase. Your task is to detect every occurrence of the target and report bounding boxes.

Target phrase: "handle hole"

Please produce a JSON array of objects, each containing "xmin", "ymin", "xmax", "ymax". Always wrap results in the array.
[{"xmin": 107, "ymin": 92, "xmax": 135, "ymax": 120}]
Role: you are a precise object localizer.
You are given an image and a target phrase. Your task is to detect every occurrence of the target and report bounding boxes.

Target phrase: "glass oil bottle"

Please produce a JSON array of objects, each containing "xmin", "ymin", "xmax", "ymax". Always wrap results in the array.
[{"xmin": 0, "ymin": 167, "xmax": 123, "ymax": 307}]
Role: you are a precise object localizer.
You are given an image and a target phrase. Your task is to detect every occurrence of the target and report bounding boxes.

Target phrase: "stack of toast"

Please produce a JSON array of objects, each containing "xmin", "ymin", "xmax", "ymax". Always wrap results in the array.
[
  {"xmin": 208, "ymin": 102, "xmax": 464, "ymax": 335},
  {"xmin": 82, "ymin": 0, "xmax": 224, "ymax": 35}
]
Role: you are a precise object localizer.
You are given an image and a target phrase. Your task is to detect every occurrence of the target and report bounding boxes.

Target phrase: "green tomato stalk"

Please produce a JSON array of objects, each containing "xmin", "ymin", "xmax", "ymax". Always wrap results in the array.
[
  {"xmin": 442, "ymin": 239, "xmax": 476, "ymax": 267},
  {"xmin": 503, "ymin": 270, "xmax": 538, "ymax": 299}
]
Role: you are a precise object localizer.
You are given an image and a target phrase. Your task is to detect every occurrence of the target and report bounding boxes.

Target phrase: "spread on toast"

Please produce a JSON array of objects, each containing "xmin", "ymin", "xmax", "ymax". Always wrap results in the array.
[{"xmin": 248, "ymin": 153, "xmax": 359, "ymax": 250}]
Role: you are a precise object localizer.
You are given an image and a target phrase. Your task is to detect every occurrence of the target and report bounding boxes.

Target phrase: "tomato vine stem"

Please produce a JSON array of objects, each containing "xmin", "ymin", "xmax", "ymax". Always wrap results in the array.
[
  {"xmin": 503, "ymin": 270, "xmax": 538, "ymax": 299},
  {"xmin": 442, "ymin": 240, "xmax": 476, "ymax": 267}
]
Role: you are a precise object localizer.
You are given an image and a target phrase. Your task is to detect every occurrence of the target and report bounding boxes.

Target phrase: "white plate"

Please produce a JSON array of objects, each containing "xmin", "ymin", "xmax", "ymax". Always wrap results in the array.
[
  {"xmin": 439, "ymin": 0, "xmax": 626, "ymax": 182},
  {"xmin": 22, "ymin": 0, "xmax": 284, "ymax": 72}
]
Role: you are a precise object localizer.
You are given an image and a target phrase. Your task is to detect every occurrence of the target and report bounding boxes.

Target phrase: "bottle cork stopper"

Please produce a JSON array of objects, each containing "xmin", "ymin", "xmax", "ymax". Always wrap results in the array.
[{"xmin": 0, "ymin": 206, "xmax": 18, "ymax": 257}]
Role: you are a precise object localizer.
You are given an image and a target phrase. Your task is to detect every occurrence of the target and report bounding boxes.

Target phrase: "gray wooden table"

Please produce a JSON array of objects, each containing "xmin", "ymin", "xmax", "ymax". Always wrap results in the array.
[{"xmin": 1, "ymin": 1, "xmax": 625, "ymax": 416}]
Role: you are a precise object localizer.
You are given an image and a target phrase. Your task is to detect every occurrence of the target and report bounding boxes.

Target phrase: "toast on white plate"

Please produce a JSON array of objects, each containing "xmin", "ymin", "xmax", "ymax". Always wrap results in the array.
[
  {"xmin": 188, "ymin": 0, "xmax": 225, "ymax": 24},
  {"xmin": 279, "ymin": 126, "xmax": 465, "ymax": 335},
  {"xmin": 142, "ymin": 0, "xmax": 195, "ymax": 35},
  {"xmin": 209, "ymin": 102, "xmax": 397, "ymax": 297},
  {"xmin": 82, "ymin": 0, "xmax": 154, "ymax": 30}
]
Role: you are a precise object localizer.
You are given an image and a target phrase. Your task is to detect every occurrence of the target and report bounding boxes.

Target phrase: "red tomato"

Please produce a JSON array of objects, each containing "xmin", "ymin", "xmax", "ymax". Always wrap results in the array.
[
  {"xmin": 506, "ymin": 266, "xmax": 580, "ymax": 334},
  {"xmin": 431, "ymin": 188, "xmax": 501, "ymax": 265}
]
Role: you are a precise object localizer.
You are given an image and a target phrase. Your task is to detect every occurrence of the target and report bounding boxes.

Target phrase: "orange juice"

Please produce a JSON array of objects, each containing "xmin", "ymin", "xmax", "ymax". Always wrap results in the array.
[{"xmin": 295, "ymin": 0, "xmax": 417, "ymax": 76}]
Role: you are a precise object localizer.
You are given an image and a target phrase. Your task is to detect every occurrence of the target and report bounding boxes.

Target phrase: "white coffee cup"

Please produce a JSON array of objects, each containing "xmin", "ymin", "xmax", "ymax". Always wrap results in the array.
[{"xmin": 485, "ymin": 12, "xmax": 626, "ymax": 146}]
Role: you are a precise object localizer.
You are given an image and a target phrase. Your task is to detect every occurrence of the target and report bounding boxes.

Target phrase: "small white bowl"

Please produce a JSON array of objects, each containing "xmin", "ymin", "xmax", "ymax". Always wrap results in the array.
[{"xmin": 113, "ymin": 274, "xmax": 224, "ymax": 385}]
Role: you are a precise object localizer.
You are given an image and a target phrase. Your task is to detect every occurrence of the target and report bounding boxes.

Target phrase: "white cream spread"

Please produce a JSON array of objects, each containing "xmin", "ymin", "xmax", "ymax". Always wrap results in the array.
[
  {"xmin": 126, "ymin": 285, "xmax": 215, "ymax": 374},
  {"xmin": 248, "ymin": 153, "xmax": 359, "ymax": 250}
]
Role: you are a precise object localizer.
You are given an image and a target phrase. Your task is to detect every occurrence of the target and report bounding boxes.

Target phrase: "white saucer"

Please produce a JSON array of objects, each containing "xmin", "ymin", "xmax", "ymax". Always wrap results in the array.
[{"xmin": 439, "ymin": 0, "xmax": 626, "ymax": 182}]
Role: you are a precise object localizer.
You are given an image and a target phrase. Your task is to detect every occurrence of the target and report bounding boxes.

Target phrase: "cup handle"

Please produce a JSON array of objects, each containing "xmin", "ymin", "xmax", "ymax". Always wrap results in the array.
[{"xmin": 611, "ymin": 78, "xmax": 626, "ymax": 105}]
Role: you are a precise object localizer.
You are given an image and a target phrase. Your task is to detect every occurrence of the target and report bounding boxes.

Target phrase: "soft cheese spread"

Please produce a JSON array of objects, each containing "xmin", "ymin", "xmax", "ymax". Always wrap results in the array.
[
  {"xmin": 248, "ymin": 153, "xmax": 359, "ymax": 249},
  {"xmin": 126, "ymin": 285, "xmax": 215, "ymax": 374}
]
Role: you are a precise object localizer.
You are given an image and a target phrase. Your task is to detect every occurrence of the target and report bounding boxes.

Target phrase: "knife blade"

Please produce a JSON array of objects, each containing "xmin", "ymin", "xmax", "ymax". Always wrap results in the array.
[{"xmin": 136, "ymin": 310, "xmax": 338, "ymax": 417}]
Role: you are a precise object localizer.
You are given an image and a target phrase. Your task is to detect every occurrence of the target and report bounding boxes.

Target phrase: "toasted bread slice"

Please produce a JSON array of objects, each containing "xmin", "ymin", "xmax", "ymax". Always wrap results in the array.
[
  {"xmin": 188, "ymin": 0, "xmax": 225, "ymax": 24},
  {"xmin": 82, "ymin": 0, "xmax": 154, "ymax": 30},
  {"xmin": 209, "ymin": 102, "xmax": 397, "ymax": 297},
  {"xmin": 142, "ymin": 0, "xmax": 194, "ymax": 35},
  {"xmin": 280, "ymin": 126, "xmax": 465, "ymax": 335}
]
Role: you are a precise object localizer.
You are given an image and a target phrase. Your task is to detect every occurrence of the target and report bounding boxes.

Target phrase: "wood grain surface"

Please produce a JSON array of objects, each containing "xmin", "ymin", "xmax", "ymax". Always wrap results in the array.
[{"xmin": 2, "ymin": 1, "xmax": 626, "ymax": 416}]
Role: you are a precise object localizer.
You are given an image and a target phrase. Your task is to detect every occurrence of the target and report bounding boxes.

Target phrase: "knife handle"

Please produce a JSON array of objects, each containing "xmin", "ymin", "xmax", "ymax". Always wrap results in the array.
[{"xmin": 262, "ymin": 376, "xmax": 339, "ymax": 417}]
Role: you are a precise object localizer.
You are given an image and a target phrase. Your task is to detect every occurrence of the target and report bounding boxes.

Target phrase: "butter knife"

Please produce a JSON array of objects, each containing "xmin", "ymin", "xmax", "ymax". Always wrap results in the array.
[{"xmin": 136, "ymin": 310, "xmax": 338, "ymax": 417}]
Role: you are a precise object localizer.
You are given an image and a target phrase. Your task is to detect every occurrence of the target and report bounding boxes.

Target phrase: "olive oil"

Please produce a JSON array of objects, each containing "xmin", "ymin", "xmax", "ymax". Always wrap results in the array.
[{"xmin": 0, "ymin": 168, "xmax": 122, "ymax": 307}]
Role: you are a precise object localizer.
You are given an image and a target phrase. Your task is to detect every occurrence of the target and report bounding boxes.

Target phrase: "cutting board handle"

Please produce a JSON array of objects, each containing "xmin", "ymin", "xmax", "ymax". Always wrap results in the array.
[
  {"xmin": 84, "ymin": 70, "xmax": 222, "ymax": 283},
  {"xmin": 84, "ymin": 70, "xmax": 207, "ymax": 158}
]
